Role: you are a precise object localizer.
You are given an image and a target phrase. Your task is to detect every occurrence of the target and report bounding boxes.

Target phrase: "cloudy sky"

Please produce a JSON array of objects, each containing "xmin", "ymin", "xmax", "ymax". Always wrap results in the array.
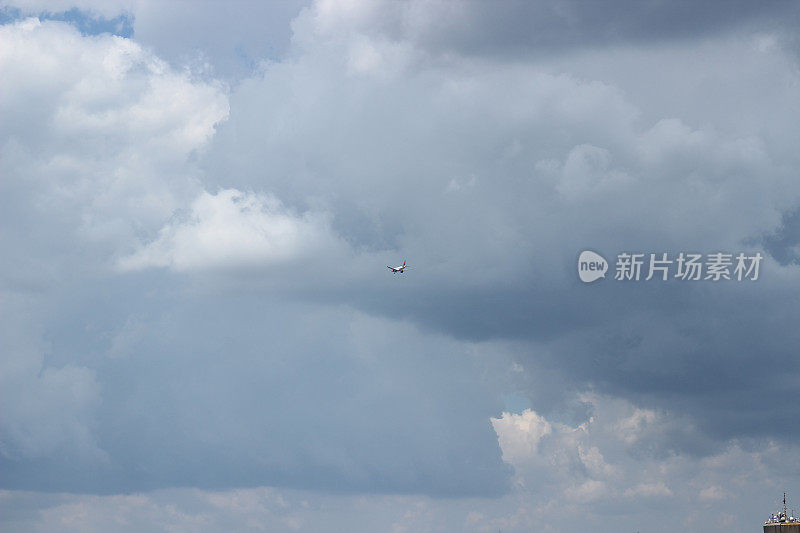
[{"xmin": 2, "ymin": 1, "xmax": 800, "ymax": 531}]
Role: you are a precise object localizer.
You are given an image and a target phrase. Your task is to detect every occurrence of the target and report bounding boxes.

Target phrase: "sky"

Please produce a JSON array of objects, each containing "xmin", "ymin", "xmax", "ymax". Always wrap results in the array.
[{"xmin": 1, "ymin": 1, "xmax": 800, "ymax": 531}]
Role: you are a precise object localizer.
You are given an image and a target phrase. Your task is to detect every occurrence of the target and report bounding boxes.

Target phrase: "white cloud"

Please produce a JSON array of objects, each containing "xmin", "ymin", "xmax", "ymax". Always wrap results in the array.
[
  {"xmin": 0, "ymin": 18, "xmax": 228, "ymax": 258},
  {"xmin": 119, "ymin": 189, "xmax": 342, "ymax": 272},
  {"xmin": 614, "ymin": 408, "xmax": 658, "ymax": 445},
  {"xmin": 490, "ymin": 409, "xmax": 551, "ymax": 464},
  {"xmin": 623, "ymin": 482, "xmax": 673, "ymax": 499},
  {"xmin": 578, "ymin": 445, "xmax": 616, "ymax": 479},
  {"xmin": 556, "ymin": 144, "xmax": 633, "ymax": 201},
  {"xmin": 699, "ymin": 485, "xmax": 727, "ymax": 502},
  {"xmin": 564, "ymin": 479, "xmax": 608, "ymax": 503},
  {"xmin": 0, "ymin": 18, "xmax": 229, "ymax": 458},
  {"xmin": 489, "ymin": 393, "xmax": 796, "ymax": 520}
]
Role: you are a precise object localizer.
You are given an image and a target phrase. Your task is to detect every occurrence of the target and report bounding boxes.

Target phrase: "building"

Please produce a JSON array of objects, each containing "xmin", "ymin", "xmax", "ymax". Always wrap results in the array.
[{"xmin": 765, "ymin": 493, "xmax": 800, "ymax": 533}]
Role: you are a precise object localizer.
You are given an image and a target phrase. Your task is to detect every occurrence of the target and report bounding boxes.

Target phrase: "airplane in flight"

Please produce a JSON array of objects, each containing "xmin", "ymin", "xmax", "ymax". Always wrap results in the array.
[{"xmin": 387, "ymin": 260, "xmax": 409, "ymax": 273}]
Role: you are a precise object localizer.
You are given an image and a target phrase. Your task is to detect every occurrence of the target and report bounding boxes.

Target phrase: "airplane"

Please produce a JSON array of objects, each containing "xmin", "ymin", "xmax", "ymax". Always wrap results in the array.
[{"xmin": 387, "ymin": 260, "xmax": 409, "ymax": 273}]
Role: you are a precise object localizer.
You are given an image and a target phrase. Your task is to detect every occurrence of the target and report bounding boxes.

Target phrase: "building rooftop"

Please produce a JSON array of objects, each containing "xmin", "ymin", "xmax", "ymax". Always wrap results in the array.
[{"xmin": 765, "ymin": 493, "xmax": 799, "ymax": 525}]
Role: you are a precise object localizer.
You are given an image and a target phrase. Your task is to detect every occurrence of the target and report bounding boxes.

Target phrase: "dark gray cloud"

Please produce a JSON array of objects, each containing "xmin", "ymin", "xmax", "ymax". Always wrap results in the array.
[
  {"xmin": 297, "ymin": 0, "xmax": 800, "ymax": 59},
  {"xmin": 764, "ymin": 206, "xmax": 800, "ymax": 265},
  {"xmin": 425, "ymin": 0, "xmax": 798, "ymax": 55},
  {"xmin": 197, "ymin": 10, "xmax": 800, "ymax": 458},
  {"xmin": 1, "ymin": 275, "xmax": 511, "ymax": 496}
]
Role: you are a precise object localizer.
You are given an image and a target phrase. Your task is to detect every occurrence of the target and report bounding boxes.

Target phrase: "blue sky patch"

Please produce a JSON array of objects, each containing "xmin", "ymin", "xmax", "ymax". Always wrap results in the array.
[{"xmin": 0, "ymin": 6, "xmax": 133, "ymax": 37}]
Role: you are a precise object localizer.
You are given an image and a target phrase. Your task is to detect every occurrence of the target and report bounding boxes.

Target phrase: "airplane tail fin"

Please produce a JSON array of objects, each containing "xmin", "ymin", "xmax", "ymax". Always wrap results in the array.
[{"xmin": 403, "ymin": 260, "xmax": 406, "ymax": 266}]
